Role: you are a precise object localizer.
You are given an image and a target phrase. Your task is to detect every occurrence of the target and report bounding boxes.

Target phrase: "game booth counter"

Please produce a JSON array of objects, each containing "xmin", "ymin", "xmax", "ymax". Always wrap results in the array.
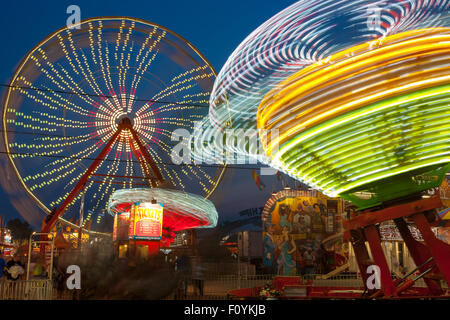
[{"xmin": 107, "ymin": 188, "xmax": 218, "ymax": 259}]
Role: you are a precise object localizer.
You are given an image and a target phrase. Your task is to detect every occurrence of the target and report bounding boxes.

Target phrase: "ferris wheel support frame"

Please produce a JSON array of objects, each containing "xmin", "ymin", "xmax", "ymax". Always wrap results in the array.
[{"xmin": 41, "ymin": 117, "xmax": 164, "ymax": 236}]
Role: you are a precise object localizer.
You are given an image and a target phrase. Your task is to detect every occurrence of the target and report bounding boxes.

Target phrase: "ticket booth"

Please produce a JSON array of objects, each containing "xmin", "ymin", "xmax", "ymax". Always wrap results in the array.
[{"xmin": 113, "ymin": 202, "xmax": 163, "ymax": 259}]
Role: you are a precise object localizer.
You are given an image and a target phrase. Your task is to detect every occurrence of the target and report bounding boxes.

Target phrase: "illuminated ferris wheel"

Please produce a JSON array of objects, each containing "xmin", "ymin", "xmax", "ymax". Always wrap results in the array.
[{"xmin": 2, "ymin": 17, "xmax": 225, "ymax": 232}]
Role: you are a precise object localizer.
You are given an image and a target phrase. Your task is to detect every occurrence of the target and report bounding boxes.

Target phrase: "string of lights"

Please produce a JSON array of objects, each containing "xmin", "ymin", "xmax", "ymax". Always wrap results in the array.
[
  {"xmin": 0, "ymin": 83, "xmax": 210, "ymax": 108},
  {"xmin": 0, "ymin": 149, "xmax": 266, "ymax": 170}
]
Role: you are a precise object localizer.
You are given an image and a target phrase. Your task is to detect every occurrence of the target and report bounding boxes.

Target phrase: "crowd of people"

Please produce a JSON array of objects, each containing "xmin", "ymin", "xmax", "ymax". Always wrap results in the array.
[
  {"xmin": 0, "ymin": 252, "xmax": 26, "ymax": 281},
  {"xmin": 0, "ymin": 249, "xmax": 74, "ymax": 299}
]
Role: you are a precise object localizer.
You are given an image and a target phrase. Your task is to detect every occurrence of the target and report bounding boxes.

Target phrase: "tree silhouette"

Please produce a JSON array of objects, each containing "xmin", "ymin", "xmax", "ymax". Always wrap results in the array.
[{"xmin": 6, "ymin": 218, "xmax": 33, "ymax": 245}]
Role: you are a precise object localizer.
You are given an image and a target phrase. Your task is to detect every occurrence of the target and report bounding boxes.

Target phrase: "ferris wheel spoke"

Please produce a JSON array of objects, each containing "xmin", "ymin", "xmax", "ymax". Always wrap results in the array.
[
  {"xmin": 117, "ymin": 23, "xmax": 135, "ymax": 92},
  {"xmin": 9, "ymin": 133, "xmax": 91, "ymax": 154},
  {"xmin": 130, "ymin": 27, "xmax": 161, "ymax": 91},
  {"xmin": 155, "ymin": 117, "xmax": 199, "ymax": 127},
  {"xmin": 54, "ymin": 36, "xmax": 99, "ymax": 107},
  {"xmin": 24, "ymin": 46, "xmax": 96, "ymax": 109},
  {"xmin": 8, "ymin": 79, "xmax": 91, "ymax": 117},
  {"xmin": 92, "ymin": 22, "xmax": 115, "ymax": 92},
  {"xmin": 24, "ymin": 143, "xmax": 100, "ymax": 190},
  {"xmin": 62, "ymin": 30, "xmax": 106, "ymax": 100},
  {"xmin": 168, "ymin": 167, "xmax": 184, "ymax": 190},
  {"xmin": 125, "ymin": 156, "xmax": 133, "ymax": 189},
  {"xmin": 134, "ymin": 66, "xmax": 210, "ymax": 116},
  {"xmin": 131, "ymin": 34, "xmax": 166, "ymax": 93},
  {"xmin": 172, "ymin": 134, "xmax": 218, "ymax": 190},
  {"xmin": 155, "ymin": 100, "xmax": 208, "ymax": 114},
  {"xmin": 78, "ymin": 47, "xmax": 105, "ymax": 97},
  {"xmin": 37, "ymin": 133, "xmax": 93, "ymax": 146},
  {"xmin": 142, "ymin": 144, "xmax": 166, "ymax": 180},
  {"xmin": 153, "ymin": 66, "xmax": 213, "ymax": 100},
  {"xmin": 131, "ymin": 48, "xmax": 160, "ymax": 98},
  {"xmin": 147, "ymin": 136, "xmax": 171, "ymax": 154},
  {"xmin": 27, "ymin": 111, "xmax": 90, "ymax": 130},
  {"xmin": 184, "ymin": 163, "xmax": 212, "ymax": 194},
  {"xmin": 53, "ymin": 134, "xmax": 121, "ymax": 211},
  {"xmin": 50, "ymin": 168, "xmax": 89, "ymax": 209}
]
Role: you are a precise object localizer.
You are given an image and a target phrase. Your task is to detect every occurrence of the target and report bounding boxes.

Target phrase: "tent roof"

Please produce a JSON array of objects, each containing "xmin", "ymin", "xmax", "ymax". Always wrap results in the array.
[{"xmin": 54, "ymin": 233, "xmax": 71, "ymax": 248}]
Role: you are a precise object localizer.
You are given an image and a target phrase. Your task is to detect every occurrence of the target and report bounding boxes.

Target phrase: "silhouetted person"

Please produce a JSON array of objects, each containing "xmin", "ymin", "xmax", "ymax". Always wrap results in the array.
[
  {"xmin": 0, "ymin": 251, "xmax": 6, "ymax": 281},
  {"xmin": 192, "ymin": 257, "xmax": 206, "ymax": 296},
  {"xmin": 176, "ymin": 254, "xmax": 191, "ymax": 298}
]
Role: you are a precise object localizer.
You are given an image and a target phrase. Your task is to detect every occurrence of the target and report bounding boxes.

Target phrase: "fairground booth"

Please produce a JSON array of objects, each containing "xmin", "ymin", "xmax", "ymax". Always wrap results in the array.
[
  {"xmin": 107, "ymin": 188, "xmax": 218, "ymax": 259},
  {"xmin": 261, "ymin": 182, "xmax": 450, "ymax": 278},
  {"xmin": 261, "ymin": 189, "xmax": 347, "ymax": 276}
]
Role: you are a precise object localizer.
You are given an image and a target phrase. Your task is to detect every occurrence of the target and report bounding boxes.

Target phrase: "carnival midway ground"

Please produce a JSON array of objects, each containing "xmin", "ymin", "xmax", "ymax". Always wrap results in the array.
[
  {"xmin": 2, "ymin": 271, "xmax": 447, "ymax": 300},
  {"xmin": 0, "ymin": 273, "xmax": 364, "ymax": 300}
]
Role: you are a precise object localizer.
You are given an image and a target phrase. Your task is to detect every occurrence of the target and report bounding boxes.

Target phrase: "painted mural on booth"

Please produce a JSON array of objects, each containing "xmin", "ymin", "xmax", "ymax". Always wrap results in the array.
[{"xmin": 262, "ymin": 190, "xmax": 346, "ymax": 276}]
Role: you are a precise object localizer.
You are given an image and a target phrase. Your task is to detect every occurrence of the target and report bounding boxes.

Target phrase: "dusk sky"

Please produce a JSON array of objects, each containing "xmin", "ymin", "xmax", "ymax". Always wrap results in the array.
[{"xmin": 0, "ymin": 0, "xmax": 298, "ymax": 229}]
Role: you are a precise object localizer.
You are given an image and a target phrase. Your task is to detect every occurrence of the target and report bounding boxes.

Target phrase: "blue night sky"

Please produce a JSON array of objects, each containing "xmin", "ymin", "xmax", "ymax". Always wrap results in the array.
[{"xmin": 0, "ymin": 0, "xmax": 298, "ymax": 229}]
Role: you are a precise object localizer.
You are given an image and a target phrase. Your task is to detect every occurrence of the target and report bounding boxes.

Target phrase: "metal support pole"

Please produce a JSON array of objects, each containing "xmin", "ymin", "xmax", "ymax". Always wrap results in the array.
[
  {"xmin": 26, "ymin": 233, "xmax": 54, "ymax": 298},
  {"xmin": 78, "ymin": 189, "xmax": 85, "ymax": 251},
  {"xmin": 49, "ymin": 238, "xmax": 54, "ymax": 282},
  {"xmin": 238, "ymin": 233, "xmax": 241, "ymax": 289},
  {"xmin": 128, "ymin": 125, "xmax": 164, "ymax": 183},
  {"xmin": 349, "ymin": 229, "xmax": 374, "ymax": 293},
  {"xmin": 237, "ymin": 251, "xmax": 241, "ymax": 289},
  {"xmin": 364, "ymin": 225, "xmax": 397, "ymax": 297},
  {"xmin": 129, "ymin": 138, "xmax": 157, "ymax": 188},
  {"xmin": 26, "ymin": 234, "xmax": 32, "ymax": 281},
  {"xmin": 394, "ymin": 217, "xmax": 443, "ymax": 294},
  {"xmin": 411, "ymin": 212, "xmax": 450, "ymax": 286}
]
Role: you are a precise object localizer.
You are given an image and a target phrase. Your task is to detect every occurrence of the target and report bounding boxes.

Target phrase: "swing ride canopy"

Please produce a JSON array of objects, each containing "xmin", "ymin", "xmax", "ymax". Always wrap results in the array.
[{"xmin": 107, "ymin": 188, "xmax": 218, "ymax": 231}]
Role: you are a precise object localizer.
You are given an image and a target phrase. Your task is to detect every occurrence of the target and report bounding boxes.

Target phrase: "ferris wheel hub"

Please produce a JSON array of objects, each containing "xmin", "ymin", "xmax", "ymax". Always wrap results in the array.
[{"xmin": 117, "ymin": 116, "xmax": 134, "ymax": 129}]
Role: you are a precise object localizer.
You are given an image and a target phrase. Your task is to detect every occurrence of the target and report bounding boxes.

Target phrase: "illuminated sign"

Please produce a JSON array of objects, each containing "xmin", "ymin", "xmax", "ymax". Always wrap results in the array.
[
  {"xmin": 1, "ymin": 228, "xmax": 12, "ymax": 244},
  {"xmin": 129, "ymin": 202, "xmax": 164, "ymax": 240},
  {"xmin": 239, "ymin": 207, "xmax": 263, "ymax": 217},
  {"xmin": 379, "ymin": 223, "xmax": 438, "ymax": 242}
]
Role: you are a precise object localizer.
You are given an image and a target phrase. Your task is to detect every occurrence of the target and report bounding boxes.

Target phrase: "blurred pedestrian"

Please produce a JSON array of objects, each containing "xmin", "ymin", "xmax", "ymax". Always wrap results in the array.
[
  {"xmin": 0, "ymin": 251, "xmax": 6, "ymax": 281},
  {"xmin": 176, "ymin": 254, "xmax": 191, "ymax": 298},
  {"xmin": 54, "ymin": 253, "xmax": 69, "ymax": 299},
  {"xmin": 303, "ymin": 248, "xmax": 315, "ymax": 275},
  {"xmin": 5, "ymin": 255, "xmax": 25, "ymax": 281},
  {"xmin": 32, "ymin": 256, "xmax": 46, "ymax": 279},
  {"xmin": 192, "ymin": 257, "xmax": 206, "ymax": 296}
]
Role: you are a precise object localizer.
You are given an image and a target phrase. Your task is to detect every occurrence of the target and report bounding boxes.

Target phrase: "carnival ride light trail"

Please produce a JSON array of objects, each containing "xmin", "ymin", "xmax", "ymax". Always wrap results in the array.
[
  {"xmin": 2, "ymin": 17, "xmax": 225, "ymax": 233},
  {"xmin": 200, "ymin": 0, "xmax": 450, "ymax": 208},
  {"xmin": 257, "ymin": 28, "xmax": 450, "ymax": 204},
  {"xmin": 205, "ymin": 0, "xmax": 450, "ymax": 298}
]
